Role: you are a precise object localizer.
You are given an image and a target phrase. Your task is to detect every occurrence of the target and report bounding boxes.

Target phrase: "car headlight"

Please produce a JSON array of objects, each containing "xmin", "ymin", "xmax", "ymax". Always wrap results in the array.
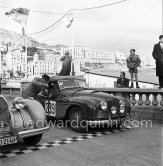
[
  {"xmin": 120, "ymin": 100, "xmax": 125, "ymax": 113},
  {"xmin": 111, "ymin": 106, "xmax": 117, "ymax": 114},
  {"xmin": 13, "ymin": 97, "xmax": 25, "ymax": 110},
  {"xmin": 100, "ymin": 101, "xmax": 107, "ymax": 110}
]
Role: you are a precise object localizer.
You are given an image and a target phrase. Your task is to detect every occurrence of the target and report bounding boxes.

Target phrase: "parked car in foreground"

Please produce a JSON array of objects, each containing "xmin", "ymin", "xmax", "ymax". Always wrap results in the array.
[
  {"xmin": 0, "ymin": 95, "xmax": 49, "ymax": 146},
  {"xmin": 38, "ymin": 76, "xmax": 131, "ymax": 132}
]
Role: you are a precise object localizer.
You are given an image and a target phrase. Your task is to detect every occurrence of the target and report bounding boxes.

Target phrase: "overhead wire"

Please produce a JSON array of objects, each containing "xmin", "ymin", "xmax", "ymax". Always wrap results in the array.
[
  {"xmin": 1, "ymin": 0, "xmax": 129, "ymax": 41},
  {"xmin": 0, "ymin": 0, "xmax": 128, "ymax": 13},
  {"xmin": 28, "ymin": 0, "xmax": 128, "ymax": 36},
  {"xmin": 73, "ymin": 0, "xmax": 128, "ymax": 10},
  {"xmin": 0, "ymin": 4, "xmax": 64, "ymax": 15},
  {"xmin": 28, "ymin": 10, "xmax": 72, "ymax": 36}
]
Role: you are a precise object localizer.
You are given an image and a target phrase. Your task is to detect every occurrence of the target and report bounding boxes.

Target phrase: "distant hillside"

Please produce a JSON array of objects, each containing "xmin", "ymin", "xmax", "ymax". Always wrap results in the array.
[
  {"xmin": 0, "ymin": 28, "xmax": 68, "ymax": 50},
  {"xmin": 0, "ymin": 28, "xmax": 39, "ymax": 46}
]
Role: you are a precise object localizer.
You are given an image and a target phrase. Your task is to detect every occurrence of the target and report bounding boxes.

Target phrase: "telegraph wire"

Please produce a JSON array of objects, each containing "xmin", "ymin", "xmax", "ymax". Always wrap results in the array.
[
  {"xmin": 0, "ymin": 4, "xmax": 64, "ymax": 15},
  {"xmin": 28, "ymin": 0, "xmax": 128, "ymax": 36},
  {"xmin": 73, "ymin": 0, "xmax": 128, "ymax": 11},
  {"xmin": 0, "ymin": 0, "xmax": 129, "ymax": 38},
  {"xmin": 30, "ymin": 10, "xmax": 64, "ymax": 15},
  {"xmin": 28, "ymin": 10, "xmax": 72, "ymax": 36},
  {"xmin": 0, "ymin": 0, "xmax": 128, "ymax": 14}
]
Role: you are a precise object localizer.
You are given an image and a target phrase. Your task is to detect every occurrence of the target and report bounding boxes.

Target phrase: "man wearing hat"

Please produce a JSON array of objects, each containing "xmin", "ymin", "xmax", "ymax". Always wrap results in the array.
[
  {"xmin": 22, "ymin": 74, "xmax": 50, "ymax": 99},
  {"xmin": 58, "ymin": 51, "xmax": 72, "ymax": 76},
  {"xmin": 152, "ymin": 35, "xmax": 163, "ymax": 89}
]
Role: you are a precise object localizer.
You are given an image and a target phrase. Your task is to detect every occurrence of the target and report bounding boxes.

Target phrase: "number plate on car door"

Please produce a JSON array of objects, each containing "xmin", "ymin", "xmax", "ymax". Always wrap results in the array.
[{"xmin": 45, "ymin": 100, "xmax": 56, "ymax": 117}]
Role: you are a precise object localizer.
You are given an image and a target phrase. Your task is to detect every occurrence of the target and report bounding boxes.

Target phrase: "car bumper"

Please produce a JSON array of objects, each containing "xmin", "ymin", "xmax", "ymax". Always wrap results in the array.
[
  {"xmin": 18, "ymin": 126, "xmax": 49, "ymax": 138},
  {"xmin": 87, "ymin": 114, "xmax": 130, "ymax": 126}
]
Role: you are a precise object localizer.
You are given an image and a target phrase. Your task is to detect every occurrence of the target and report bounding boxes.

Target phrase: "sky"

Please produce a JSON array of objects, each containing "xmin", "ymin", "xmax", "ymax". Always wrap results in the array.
[{"xmin": 0, "ymin": 0, "xmax": 162, "ymax": 63}]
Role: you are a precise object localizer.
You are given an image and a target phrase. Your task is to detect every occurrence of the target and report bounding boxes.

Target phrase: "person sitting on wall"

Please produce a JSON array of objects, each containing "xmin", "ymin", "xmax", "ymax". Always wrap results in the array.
[
  {"xmin": 116, "ymin": 72, "xmax": 129, "ymax": 88},
  {"xmin": 21, "ymin": 74, "xmax": 50, "ymax": 100},
  {"xmin": 58, "ymin": 51, "xmax": 72, "ymax": 76}
]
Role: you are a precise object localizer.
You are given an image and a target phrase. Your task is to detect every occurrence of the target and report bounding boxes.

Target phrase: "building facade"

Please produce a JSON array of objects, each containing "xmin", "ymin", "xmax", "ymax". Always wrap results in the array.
[
  {"xmin": 27, "ymin": 52, "xmax": 58, "ymax": 77},
  {"xmin": 6, "ymin": 49, "xmax": 27, "ymax": 75}
]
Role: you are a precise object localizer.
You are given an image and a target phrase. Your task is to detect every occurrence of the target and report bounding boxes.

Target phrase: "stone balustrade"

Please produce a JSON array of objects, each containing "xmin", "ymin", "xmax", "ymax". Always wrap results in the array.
[
  {"xmin": 1, "ymin": 86, "xmax": 163, "ymax": 107},
  {"xmin": 95, "ymin": 88, "xmax": 163, "ymax": 107}
]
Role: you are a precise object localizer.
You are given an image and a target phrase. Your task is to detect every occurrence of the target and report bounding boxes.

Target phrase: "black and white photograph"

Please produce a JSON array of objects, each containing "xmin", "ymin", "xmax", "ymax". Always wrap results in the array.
[{"xmin": 0, "ymin": 0, "xmax": 162, "ymax": 165}]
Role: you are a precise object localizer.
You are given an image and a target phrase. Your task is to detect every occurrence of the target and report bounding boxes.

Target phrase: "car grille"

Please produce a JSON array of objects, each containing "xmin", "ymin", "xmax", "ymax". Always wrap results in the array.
[{"xmin": 107, "ymin": 98, "xmax": 120, "ymax": 118}]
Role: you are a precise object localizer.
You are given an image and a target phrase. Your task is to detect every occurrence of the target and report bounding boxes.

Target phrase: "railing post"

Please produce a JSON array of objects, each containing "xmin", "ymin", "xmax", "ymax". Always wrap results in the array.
[
  {"xmin": 138, "ymin": 93, "xmax": 143, "ymax": 105},
  {"xmin": 0, "ymin": 77, "xmax": 1, "ymax": 94},
  {"xmin": 131, "ymin": 93, "xmax": 137, "ymax": 105},
  {"xmin": 144, "ymin": 93, "xmax": 151, "ymax": 106},
  {"xmin": 160, "ymin": 94, "xmax": 163, "ymax": 106},
  {"xmin": 152, "ymin": 94, "xmax": 158, "ymax": 106}
]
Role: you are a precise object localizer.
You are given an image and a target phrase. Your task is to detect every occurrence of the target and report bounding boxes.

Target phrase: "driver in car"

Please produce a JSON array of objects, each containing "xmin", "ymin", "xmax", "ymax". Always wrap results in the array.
[{"xmin": 21, "ymin": 74, "xmax": 50, "ymax": 100}]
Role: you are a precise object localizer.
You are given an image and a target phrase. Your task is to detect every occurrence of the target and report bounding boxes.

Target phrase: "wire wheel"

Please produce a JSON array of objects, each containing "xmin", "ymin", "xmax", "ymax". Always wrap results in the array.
[{"xmin": 69, "ymin": 106, "xmax": 87, "ymax": 133}]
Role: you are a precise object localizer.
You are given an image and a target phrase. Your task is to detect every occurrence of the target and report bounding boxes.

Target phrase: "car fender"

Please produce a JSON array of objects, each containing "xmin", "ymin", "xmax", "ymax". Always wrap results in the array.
[
  {"xmin": 66, "ymin": 96, "xmax": 101, "ymax": 118},
  {"xmin": 23, "ymin": 98, "xmax": 46, "ymax": 128},
  {"xmin": 10, "ymin": 108, "xmax": 33, "ymax": 136}
]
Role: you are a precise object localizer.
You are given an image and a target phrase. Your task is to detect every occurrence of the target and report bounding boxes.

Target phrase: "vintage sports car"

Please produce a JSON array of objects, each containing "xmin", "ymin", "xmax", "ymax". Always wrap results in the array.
[
  {"xmin": 0, "ymin": 95, "xmax": 49, "ymax": 146},
  {"xmin": 38, "ymin": 76, "xmax": 131, "ymax": 132}
]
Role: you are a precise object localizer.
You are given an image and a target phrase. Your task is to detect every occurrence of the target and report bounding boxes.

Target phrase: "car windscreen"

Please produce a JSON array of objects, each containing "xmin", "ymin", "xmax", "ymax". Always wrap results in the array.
[
  {"xmin": 58, "ymin": 79, "xmax": 78, "ymax": 90},
  {"xmin": 58, "ymin": 79, "xmax": 88, "ymax": 90},
  {"xmin": 74, "ymin": 79, "xmax": 88, "ymax": 88}
]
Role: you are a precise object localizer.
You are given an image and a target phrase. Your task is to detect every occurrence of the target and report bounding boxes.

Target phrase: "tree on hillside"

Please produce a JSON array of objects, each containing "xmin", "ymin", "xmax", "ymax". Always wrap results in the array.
[{"xmin": 27, "ymin": 47, "xmax": 38, "ymax": 56}]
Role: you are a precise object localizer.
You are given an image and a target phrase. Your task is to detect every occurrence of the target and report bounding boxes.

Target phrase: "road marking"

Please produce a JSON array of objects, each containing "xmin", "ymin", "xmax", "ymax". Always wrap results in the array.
[{"xmin": 0, "ymin": 127, "xmax": 130, "ymax": 159}]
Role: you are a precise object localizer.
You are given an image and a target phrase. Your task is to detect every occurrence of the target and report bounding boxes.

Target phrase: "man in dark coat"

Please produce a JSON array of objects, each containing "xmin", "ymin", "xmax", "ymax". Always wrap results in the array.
[
  {"xmin": 58, "ymin": 51, "xmax": 72, "ymax": 76},
  {"xmin": 152, "ymin": 35, "xmax": 163, "ymax": 89},
  {"xmin": 21, "ymin": 74, "xmax": 50, "ymax": 99},
  {"xmin": 116, "ymin": 72, "xmax": 129, "ymax": 88}
]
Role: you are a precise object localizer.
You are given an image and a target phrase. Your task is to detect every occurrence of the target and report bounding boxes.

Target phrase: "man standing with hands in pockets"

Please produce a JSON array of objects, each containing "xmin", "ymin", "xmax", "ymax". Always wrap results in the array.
[
  {"xmin": 152, "ymin": 35, "xmax": 163, "ymax": 89},
  {"xmin": 126, "ymin": 49, "xmax": 141, "ymax": 88}
]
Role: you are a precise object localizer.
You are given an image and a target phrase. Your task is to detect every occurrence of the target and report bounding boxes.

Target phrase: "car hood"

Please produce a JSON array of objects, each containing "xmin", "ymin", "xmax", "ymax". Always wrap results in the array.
[{"xmin": 64, "ymin": 88, "xmax": 118, "ymax": 101}]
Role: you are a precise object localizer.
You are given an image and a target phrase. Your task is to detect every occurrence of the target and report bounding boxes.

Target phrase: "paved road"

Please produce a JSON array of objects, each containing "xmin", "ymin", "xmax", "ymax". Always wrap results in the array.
[
  {"xmin": 0, "ymin": 95, "xmax": 162, "ymax": 166},
  {"xmin": 0, "ymin": 121, "xmax": 162, "ymax": 166}
]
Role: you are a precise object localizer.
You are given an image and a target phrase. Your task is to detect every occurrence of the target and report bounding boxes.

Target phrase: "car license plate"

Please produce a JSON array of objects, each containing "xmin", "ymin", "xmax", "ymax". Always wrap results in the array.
[
  {"xmin": 0, "ymin": 136, "xmax": 17, "ymax": 146},
  {"xmin": 45, "ymin": 100, "xmax": 56, "ymax": 117}
]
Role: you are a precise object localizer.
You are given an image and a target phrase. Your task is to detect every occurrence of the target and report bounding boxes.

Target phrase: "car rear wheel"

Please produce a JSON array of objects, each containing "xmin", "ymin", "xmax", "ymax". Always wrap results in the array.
[
  {"xmin": 69, "ymin": 107, "xmax": 87, "ymax": 133},
  {"xmin": 23, "ymin": 134, "xmax": 42, "ymax": 145}
]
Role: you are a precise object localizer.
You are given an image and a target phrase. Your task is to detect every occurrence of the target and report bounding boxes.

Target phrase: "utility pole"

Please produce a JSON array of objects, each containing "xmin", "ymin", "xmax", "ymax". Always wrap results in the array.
[
  {"xmin": 71, "ymin": 0, "xmax": 75, "ymax": 75},
  {"xmin": 71, "ymin": 20, "xmax": 75, "ymax": 76},
  {"xmin": 0, "ymin": 51, "xmax": 1, "ymax": 94}
]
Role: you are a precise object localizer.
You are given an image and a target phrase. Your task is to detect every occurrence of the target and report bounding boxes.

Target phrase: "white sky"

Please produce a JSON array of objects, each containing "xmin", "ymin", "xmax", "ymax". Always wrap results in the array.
[{"xmin": 0, "ymin": 0, "xmax": 162, "ymax": 62}]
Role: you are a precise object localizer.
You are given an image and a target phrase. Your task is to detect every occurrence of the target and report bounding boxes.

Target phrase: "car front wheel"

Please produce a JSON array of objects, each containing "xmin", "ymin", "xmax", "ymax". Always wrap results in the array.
[
  {"xmin": 69, "ymin": 106, "xmax": 87, "ymax": 133},
  {"xmin": 23, "ymin": 134, "xmax": 42, "ymax": 145}
]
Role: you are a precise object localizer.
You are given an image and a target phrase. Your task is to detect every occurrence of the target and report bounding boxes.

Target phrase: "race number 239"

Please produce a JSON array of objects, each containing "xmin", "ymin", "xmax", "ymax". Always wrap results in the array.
[{"xmin": 45, "ymin": 100, "xmax": 56, "ymax": 117}]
